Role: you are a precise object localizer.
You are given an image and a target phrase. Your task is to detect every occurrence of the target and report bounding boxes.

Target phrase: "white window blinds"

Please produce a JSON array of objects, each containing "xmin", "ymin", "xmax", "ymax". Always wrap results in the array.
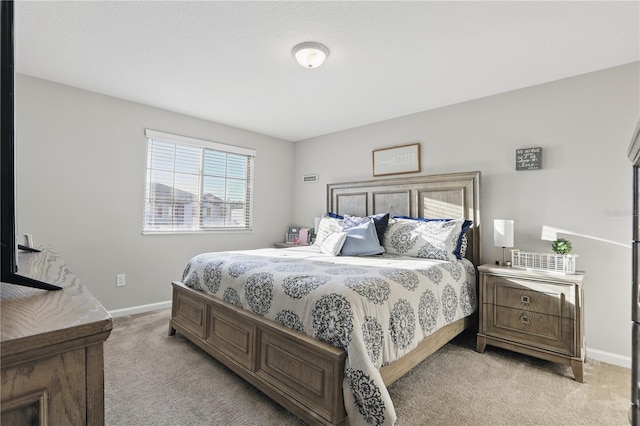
[{"xmin": 143, "ymin": 130, "xmax": 255, "ymax": 233}]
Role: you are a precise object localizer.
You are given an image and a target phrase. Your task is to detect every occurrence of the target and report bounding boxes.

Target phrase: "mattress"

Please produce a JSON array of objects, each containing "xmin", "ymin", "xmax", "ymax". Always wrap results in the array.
[{"xmin": 181, "ymin": 245, "xmax": 476, "ymax": 425}]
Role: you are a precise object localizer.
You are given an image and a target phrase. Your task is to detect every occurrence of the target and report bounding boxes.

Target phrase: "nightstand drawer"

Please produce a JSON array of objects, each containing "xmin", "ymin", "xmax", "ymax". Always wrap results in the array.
[
  {"xmin": 485, "ymin": 305, "xmax": 575, "ymax": 355},
  {"xmin": 486, "ymin": 275, "xmax": 575, "ymax": 319}
]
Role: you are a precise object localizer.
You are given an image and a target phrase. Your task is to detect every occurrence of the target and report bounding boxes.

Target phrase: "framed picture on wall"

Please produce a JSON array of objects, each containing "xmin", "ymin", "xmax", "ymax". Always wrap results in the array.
[{"xmin": 372, "ymin": 143, "xmax": 421, "ymax": 176}]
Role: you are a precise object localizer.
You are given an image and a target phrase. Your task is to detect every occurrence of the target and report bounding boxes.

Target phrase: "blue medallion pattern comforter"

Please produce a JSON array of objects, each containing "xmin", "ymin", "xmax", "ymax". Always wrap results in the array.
[{"xmin": 181, "ymin": 246, "xmax": 476, "ymax": 425}]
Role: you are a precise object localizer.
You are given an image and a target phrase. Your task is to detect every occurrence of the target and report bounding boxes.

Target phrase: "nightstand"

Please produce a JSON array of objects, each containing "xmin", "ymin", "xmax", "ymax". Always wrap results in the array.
[
  {"xmin": 273, "ymin": 242, "xmax": 310, "ymax": 248},
  {"xmin": 476, "ymin": 264, "xmax": 585, "ymax": 382}
]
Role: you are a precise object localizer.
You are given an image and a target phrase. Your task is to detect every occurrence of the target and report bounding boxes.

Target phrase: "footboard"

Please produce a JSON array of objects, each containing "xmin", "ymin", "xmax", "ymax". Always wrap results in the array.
[
  {"xmin": 169, "ymin": 281, "xmax": 347, "ymax": 426},
  {"xmin": 170, "ymin": 281, "xmax": 474, "ymax": 425}
]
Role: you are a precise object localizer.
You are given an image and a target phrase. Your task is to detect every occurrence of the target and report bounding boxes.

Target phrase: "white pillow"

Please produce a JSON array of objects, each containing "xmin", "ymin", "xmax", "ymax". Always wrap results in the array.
[
  {"xmin": 313, "ymin": 215, "xmax": 344, "ymax": 247},
  {"xmin": 383, "ymin": 218, "xmax": 465, "ymax": 261},
  {"xmin": 320, "ymin": 232, "xmax": 347, "ymax": 256}
]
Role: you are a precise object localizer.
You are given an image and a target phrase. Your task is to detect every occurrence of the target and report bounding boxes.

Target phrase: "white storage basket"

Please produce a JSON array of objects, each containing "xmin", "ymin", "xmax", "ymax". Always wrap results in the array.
[{"xmin": 511, "ymin": 249, "xmax": 577, "ymax": 274}]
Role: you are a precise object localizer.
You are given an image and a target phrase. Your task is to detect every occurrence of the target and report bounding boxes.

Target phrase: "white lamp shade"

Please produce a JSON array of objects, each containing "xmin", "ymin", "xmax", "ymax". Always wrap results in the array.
[
  {"xmin": 540, "ymin": 225, "xmax": 558, "ymax": 241},
  {"xmin": 494, "ymin": 219, "xmax": 514, "ymax": 248},
  {"xmin": 293, "ymin": 42, "xmax": 329, "ymax": 68}
]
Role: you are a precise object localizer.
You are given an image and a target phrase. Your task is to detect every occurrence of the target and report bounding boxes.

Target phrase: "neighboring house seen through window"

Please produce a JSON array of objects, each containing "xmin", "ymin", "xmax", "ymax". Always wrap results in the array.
[{"xmin": 143, "ymin": 129, "xmax": 255, "ymax": 233}]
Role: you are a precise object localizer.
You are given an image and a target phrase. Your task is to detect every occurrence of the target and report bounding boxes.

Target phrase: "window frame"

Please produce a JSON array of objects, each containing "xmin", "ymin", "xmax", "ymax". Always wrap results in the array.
[{"xmin": 142, "ymin": 129, "xmax": 255, "ymax": 235}]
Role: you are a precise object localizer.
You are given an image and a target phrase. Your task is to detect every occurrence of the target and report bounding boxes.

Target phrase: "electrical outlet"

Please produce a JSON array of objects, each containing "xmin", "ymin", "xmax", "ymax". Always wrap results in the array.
[{"xmin": 116, "ymin": 274, "xmax": 126, "ymax": 287}]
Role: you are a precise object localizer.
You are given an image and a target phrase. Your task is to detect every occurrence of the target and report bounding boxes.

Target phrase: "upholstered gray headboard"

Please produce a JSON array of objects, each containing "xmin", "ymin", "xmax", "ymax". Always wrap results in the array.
[{"xmin": 327, "ymin": 171, "xmax": 481, "ymax": 265}]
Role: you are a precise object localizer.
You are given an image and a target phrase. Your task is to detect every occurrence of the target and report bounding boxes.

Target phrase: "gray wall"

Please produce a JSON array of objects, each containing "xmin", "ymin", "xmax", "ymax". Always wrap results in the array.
[
  {"xmin": 15, "ymin": 75, "xmax": 294, "ymax": 311},
  {"xmin": 292, "ymin": 63, "xmax": 640, "ymax": 363},
  {"xmin": 14, "ymin": 62, "xmax": 639, "ymax": 363}
]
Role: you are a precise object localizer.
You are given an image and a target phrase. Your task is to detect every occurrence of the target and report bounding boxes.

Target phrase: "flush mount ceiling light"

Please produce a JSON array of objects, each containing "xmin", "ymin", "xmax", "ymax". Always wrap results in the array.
[{"xmin": 292, "ymin": 42, "xmax": 329, "ymax": 69}]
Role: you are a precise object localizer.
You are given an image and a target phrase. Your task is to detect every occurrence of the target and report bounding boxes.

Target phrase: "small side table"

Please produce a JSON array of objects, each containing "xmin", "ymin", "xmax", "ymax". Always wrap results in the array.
[
  {"xmin": 476, "ymin": 264, "xmax": 586, "ymax": 382},
  {"xmin": 273, "ymin": 242, "xmax": 310, "ymax": 249}
]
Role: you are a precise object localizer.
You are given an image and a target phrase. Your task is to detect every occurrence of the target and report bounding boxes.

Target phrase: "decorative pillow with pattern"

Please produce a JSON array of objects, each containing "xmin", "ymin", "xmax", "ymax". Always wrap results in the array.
[
  {"xmin": 382, "ymin": 217, "xmax": 466, "ymax": 261},
  {"xmin": 392, "ymin": 216, "xmax": 472, "ymax": 259},
  {"xmin": 459, "ymin": 232, "xmax": 468, "ymax": 259},
  {"xmin": 313, "ymin": 214, "xmax": 344, "ymax": 247},
  {"xmin": 342, "ymin": 214, "xmax": 368, "ymax": 229}
]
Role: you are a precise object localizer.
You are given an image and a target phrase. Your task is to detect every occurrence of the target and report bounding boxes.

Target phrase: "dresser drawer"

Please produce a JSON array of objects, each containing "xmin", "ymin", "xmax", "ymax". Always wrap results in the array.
[
  {"xmin": 485, "ymin": 275, "xmax": 575, "ymax": 319},
  {"xmin": 485, "ymin": 305, "xmax": 575, "ymax": 355}
]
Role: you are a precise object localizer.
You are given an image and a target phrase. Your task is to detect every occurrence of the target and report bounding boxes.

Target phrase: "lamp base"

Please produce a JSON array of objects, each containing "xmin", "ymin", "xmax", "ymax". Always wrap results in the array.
[{"xmin": 496, "ymin": 247, "xmax": 512, "ymax": 267}]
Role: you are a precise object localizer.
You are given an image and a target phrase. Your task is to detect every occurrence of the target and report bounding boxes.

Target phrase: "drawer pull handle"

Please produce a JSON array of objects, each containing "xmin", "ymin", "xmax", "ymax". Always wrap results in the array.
[
  {"xmin": 522, "ymin": 316, "xmax": 529, "ymax": 324},
  {"xmin": 521, "ymin": 295, "xmax": 530, "ymax": 304}
]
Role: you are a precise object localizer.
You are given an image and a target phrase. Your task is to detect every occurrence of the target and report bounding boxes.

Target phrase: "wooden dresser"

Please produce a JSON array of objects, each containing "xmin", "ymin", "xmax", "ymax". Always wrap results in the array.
[
  {"xmin": 1, "ymin": 247, "xmax": 112, "ymax": 425},
  {"xmin": 476, "ymin": 264, "xmax": 585, "ymax": 382}
]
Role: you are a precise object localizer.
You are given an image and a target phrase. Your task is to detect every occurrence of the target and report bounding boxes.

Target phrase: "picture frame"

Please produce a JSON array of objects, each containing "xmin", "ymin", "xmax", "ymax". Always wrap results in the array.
[
  {"xmin": 285, "ymin": 226, "xmax": 310, "ymax": 244},
  {"xmin": 515, "ymin": 147, "xmax": 543, "ymax": 171},
  {"xmin": 302, "ymin": 174, "xmax": 319, "ymax": 183},
  {"xmin": 372, "ymin": 142, "xmax": 421, "ymax": 176},
  {"xmin": 286, "ymin": 226, "xmax": 300, "ymax": 243}
]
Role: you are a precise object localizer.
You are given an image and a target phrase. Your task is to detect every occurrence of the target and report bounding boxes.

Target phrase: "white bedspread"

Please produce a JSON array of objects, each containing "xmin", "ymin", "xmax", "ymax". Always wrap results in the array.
[{"xmin": 181, "ymin": 245, "xmax": 476, "ymax": 425}]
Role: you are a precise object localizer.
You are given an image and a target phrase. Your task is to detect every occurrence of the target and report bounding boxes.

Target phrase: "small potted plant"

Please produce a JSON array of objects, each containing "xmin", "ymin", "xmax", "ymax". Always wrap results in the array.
[{"xmin": 551, "ymin": 238, "xmax": 572, "ymax": 255}]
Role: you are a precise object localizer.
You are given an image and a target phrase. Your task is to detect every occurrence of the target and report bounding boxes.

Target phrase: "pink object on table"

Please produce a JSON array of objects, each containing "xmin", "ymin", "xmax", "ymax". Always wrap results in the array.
[{"xmin": 298, "ymin": 228, "xmax": 309, "ymax": 244}]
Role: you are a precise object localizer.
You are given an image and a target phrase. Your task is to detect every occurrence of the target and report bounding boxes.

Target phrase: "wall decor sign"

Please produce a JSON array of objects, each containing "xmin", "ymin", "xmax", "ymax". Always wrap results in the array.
[
  {"xmin": 515, "ymin": 147, "xmax": 543, "ymax": 171},
  {"xmin": 372, "ymin": 143, "xmax": 421, "ymax": 177},
  {"xmin": 302, "ymin": 174, "xmax": 319, "ymax": 183}
]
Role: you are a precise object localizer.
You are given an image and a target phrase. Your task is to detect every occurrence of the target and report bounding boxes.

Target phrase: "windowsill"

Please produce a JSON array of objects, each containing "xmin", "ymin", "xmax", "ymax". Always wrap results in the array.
[{"xmin": 142, "ymin": 229, "xmax": 253, "ymax": 235}]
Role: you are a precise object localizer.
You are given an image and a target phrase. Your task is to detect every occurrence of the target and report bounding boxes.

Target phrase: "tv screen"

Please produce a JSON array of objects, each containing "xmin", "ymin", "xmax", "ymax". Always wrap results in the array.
[{"xmin": 1, "ymin": 0, "xmax": 60, "ymax": 291}]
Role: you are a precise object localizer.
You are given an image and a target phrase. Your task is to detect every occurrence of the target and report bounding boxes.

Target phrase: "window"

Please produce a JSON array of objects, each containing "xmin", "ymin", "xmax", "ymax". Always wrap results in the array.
[{"xmin": 143, "ymin": 129, "xmax": 255, "ymax": 233}]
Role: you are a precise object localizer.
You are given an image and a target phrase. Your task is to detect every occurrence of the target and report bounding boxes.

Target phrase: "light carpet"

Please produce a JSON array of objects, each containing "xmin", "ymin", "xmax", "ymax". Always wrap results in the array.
[{"xmin": 104, "ymin": 309, "xmax": 630, "ymax": 425}]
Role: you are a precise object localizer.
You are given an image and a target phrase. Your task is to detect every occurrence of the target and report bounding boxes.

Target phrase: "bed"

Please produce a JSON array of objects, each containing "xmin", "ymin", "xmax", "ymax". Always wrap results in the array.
[{"xmin": 169, "ymin": 171, "xmax": 481, "ymax": 425}]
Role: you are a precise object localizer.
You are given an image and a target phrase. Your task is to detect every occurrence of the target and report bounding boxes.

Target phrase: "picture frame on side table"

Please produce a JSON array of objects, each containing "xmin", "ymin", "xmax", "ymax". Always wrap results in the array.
[
  {"xmin": 372, "ymin": 142, "xmax": 421, "ymax": 176},
  {"xmin": 286, "ymin": 226, "xmax": 300, "ymax": 243}
]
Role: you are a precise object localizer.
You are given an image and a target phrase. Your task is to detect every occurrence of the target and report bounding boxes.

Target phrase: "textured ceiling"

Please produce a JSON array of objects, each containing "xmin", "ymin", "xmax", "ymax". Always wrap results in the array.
[{"xmin": 14, "ymin": 1, "xmax": 640, "ymax": 142}]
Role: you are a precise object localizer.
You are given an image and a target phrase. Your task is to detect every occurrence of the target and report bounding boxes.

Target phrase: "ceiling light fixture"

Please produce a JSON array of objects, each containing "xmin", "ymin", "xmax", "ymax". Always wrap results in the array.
[{"xmin": 292, "ymin": 42, "xmax": 329, "ymax": 69}]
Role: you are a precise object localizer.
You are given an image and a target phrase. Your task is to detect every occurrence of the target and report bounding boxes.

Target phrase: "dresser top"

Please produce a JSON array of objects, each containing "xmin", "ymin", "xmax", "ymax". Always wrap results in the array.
[
  {"xmin": 478, "ymin": 263, "xmax": 585, "ymax": 284},
  {"xmin": 1, "ymin": 247, "xmax": 112, "ymax": 356}
]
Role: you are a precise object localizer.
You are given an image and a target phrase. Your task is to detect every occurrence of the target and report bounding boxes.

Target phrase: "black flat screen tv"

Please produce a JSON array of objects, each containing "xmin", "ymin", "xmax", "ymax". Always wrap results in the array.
[{"xmin": 1, "ymin": 0, "xmax": 61, "ymax": 291}]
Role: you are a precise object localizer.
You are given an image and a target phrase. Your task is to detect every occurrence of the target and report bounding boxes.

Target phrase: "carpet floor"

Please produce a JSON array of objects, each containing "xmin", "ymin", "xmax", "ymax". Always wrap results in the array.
[{"xmin": 104, "ymin": 309, "xmax": 631, "ymax": 425}]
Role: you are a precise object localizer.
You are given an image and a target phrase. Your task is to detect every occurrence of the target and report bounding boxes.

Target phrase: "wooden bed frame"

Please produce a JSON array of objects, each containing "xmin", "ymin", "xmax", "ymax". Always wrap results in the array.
[{"xmin": 169, "ymin": 171, "xmax": 481, "ymax": 425}]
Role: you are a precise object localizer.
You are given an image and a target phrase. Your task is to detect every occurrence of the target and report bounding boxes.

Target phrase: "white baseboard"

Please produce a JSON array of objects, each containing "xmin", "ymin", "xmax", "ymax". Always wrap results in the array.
[
  {"xmin": 108, "ymin": 300, "xmax": 171, "ymax": 318},
  {"xmin": 587, "ymin": 347, "xmax": 632, "ymax": 369}
]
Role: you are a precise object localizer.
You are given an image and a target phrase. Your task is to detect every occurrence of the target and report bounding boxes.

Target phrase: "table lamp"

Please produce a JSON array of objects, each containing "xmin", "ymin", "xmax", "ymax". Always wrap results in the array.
[{"xmin": 494, "ymin": 219, "xmax": 514, "ymax": 266}]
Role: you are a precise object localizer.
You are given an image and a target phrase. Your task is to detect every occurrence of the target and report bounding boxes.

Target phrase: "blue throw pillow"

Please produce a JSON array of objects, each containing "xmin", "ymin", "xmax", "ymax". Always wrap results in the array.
[
  {"xmin": 340, "ymin": 219, "xmax": 385, "ymax": 256},
  {"xmin": 369, "ymin": 213, "xmax": 390, "ymax": 245},
  {"xmin": 343, "ymin": 213, "xmax": 390, "ymax": 246}
]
